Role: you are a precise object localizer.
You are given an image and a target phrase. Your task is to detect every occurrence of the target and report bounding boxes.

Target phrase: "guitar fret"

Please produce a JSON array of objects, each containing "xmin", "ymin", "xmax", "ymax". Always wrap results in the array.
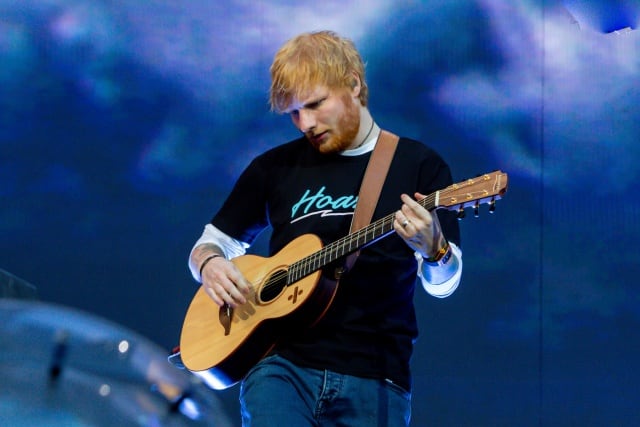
[
  {"xmin": 286, "ymin": 171, "xmax": 507, "ymax": 286},
  {"xmin": 289, "ymin": 217, "xmax": 392, "ymax": 283}
]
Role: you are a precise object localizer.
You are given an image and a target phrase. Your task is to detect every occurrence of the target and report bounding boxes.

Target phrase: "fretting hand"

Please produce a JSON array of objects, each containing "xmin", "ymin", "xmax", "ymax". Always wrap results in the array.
[{"xmin": 393, "ymin": 192, "xmax": 447, "ymax": 259}]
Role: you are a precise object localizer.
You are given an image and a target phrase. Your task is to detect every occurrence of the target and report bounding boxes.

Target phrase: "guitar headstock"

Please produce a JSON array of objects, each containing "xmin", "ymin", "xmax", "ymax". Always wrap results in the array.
[{"xmin": 437, "ymin": 170, "xmax": 508, "ymax": 218}]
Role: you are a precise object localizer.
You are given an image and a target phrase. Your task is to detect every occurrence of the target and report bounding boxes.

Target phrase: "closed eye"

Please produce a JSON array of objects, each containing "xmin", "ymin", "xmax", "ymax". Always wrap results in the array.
[
  {"xmin": 305, "ymin": 97, "xmax": 326, "ymax": 110},
  {"xmin": 287, "ymin": 95, "xmax": 327, "ymax": 118}
]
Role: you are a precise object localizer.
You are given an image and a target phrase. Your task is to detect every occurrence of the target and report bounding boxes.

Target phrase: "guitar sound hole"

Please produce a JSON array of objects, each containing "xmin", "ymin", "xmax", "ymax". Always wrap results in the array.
[{"xmin": 259, "ymin": 269, "xmax": 288, "ymax": 303}]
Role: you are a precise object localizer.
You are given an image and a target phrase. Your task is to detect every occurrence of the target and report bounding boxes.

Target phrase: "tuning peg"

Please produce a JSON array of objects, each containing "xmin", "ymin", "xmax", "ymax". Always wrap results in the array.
[
  {"xmin": 489, "ymin": 198, "xmax": 496, "ymax": 213},
  {"xmin": 457, "ymin": 206, "xmax": 466, "ymax": 220},
  {"xmin": 474, "ymin": 201, "xmax": 480, "ymax": 217}
]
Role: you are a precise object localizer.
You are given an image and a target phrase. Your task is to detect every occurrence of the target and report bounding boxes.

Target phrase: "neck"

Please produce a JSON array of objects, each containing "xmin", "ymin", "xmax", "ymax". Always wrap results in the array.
[{"xmin": 351, "ymin": 109, "xmax": 375, "ymax": 149}]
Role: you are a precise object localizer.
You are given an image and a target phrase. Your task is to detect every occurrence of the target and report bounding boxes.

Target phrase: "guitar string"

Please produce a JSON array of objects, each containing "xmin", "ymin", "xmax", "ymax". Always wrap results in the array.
[
  {"xmin": 255, "ymin": 192, "xmax": 440, "ymax": 296},
  {"xmin": 259, "ymin": 173, "xmax": 501, "ymax": 294},
  {"xmin": 260, "ymin": 173, "xmax": 500, "ymax": 293},
  {"xmin": 264, "ymin": 192, "xmax": 438, "ymax": 292},
  {"xmin": 295, "ymin": 174, "xmax": 499, "ymax": 282}
]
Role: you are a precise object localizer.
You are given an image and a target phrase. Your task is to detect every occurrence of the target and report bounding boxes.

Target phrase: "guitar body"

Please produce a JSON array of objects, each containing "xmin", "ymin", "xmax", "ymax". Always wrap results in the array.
[{"xmin": 179, "ymin": 233, "xmax": 338, "ymax": 389}]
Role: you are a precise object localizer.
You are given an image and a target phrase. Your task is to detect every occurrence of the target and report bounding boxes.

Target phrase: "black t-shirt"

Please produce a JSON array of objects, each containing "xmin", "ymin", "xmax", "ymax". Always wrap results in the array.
[{"xmin": 212, "ymin": 135, "xmax": 459, "ymax": 391}]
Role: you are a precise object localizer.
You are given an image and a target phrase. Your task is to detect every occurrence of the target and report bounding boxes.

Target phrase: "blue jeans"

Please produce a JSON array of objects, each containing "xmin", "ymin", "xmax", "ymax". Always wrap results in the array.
[{"xmin": 239, "ymin": 354, "xmax": 411, "ymax": 427}]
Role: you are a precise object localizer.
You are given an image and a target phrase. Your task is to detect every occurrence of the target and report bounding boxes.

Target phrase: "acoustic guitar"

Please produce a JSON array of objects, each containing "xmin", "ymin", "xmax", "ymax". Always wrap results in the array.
[{"xmin": 178, "ymin": 170, "xmax": 508, "ymax": 389}]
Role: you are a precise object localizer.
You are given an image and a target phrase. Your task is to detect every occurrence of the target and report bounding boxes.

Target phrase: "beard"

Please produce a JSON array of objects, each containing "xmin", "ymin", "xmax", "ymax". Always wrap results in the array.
[{"xmin": 310, "ymin": 93, "xmax": 360, "ymax": 154}]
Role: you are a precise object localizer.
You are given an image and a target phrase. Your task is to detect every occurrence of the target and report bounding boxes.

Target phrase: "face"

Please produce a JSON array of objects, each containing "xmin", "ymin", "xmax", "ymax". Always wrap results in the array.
[{"xmin": 285, "ymin": 85, "xmax": 361, "ymax": 154}]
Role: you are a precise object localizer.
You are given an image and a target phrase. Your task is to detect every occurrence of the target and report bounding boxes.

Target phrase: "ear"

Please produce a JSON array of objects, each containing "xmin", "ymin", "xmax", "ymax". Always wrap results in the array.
[{"xmin": 350, "ymin": 73, "xmax": 361, "ymax": 97}]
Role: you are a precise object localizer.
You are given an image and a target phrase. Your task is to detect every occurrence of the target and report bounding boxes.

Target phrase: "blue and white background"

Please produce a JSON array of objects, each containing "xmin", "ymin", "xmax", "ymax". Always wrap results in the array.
[{"xmin": 2, "ymin": 1, "xmax": 639, "ymax": 425}]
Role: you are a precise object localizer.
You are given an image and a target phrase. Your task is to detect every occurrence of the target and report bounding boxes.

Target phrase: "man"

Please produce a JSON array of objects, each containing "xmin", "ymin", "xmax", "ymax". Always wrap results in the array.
[{"xmin": 188, "ymin": 30, "xmax": 462, "ymax": 427}]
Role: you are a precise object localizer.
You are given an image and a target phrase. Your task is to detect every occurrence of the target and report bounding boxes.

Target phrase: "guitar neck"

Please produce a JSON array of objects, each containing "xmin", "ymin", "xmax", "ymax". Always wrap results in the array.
[
  {"xmin": 288, "ymin": 192, "xmax": 439, "ymax": 283},
  {"xmin": 286, "ymin": 170, "xmax": 508, "ymax": 284}
]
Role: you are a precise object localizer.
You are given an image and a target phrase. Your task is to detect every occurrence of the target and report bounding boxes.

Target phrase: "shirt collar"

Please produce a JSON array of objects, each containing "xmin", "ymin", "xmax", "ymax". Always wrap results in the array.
[{"xmin": 340, "ymin": 124, "xmax": 380, "ymax": 157}]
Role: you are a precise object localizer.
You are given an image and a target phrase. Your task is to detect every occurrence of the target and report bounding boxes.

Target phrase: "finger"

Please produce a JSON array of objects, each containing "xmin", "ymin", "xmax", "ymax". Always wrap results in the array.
[
  {"xmin": 400, "ymin": 193, "xmax": 421, "ymax": 209},
  {"xmin": 219, "ymin": 276, "xmax": 248, "ymax": 306},
  {"xmin": 227, "ymin": 267, "xmax": 253, "ymax": 296},
  {"xmin": 203, "ymin": 269, "xmax": 248, "ymax": 306},
  {"xmin": 212, "ymin": 280, "xmax": 246, "ymax": 307},
  {"xmin": 401, "ymin": 204, "xmax": 427, "ymax": 231},
  {"xmin": 399, "ymin": 194, "xmax": 422, "ymax": 220},
  {"xmin": 394, "ymin": 211, "xmax": 411, "ymax": 233},
  {"xmin": 204, "ymin": 284, "xmax": 224, "ymax": 307},
  {"xmin": 205, "ymin": 259, "xmax": 251, "ymax": 299}
]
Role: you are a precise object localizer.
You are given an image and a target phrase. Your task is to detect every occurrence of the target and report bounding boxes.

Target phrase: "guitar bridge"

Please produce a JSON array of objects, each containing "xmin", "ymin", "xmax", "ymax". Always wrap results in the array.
[{"xmin": 219, "ymin": 303, "xmax": 233, "ymax": 336}]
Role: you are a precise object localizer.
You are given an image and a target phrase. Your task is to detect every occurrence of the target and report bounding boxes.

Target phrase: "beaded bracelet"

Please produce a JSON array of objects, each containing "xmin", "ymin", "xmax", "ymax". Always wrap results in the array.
[
  {"xmin": 424, "ymin": 240, "xmax": 451, "ymax": 266},
  {"xmin": 199, "ymin": 254, "xmax": 222, "ymax": 277}
]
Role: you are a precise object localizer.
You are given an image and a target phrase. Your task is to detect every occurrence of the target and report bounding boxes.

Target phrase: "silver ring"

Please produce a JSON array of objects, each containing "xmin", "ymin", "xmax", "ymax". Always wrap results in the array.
[{"xmin": 402, "ymin": 219, "xmax": 409, "ymax": 228}]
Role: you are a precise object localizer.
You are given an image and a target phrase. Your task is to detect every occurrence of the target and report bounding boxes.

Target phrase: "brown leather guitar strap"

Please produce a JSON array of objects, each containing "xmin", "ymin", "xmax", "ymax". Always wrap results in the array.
[{"xmin": 339, "ymin": 129, "xmax": 399, "ymax": 275}]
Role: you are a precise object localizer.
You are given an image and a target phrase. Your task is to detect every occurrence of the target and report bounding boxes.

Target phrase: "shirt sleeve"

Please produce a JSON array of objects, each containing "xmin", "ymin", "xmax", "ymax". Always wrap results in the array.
[
  {"xmin": 188, "ymin": 223, "xmax": 250, "ymax": 282},
  {"xmin": 415, "ymin": 242, "xmax": 463, "ymax": 298}
]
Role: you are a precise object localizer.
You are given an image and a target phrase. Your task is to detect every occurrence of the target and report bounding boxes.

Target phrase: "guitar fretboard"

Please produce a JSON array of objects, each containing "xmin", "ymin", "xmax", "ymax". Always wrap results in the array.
[{"xmin": 287, "ymin": 192, "xmax": 438, "ymax": 283}]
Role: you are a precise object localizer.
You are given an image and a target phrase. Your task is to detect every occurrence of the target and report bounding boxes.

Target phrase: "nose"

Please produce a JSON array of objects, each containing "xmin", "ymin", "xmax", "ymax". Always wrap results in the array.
[{"xmin": 296, "ymin": 109, "xmax": 316, "ymax": 133}]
